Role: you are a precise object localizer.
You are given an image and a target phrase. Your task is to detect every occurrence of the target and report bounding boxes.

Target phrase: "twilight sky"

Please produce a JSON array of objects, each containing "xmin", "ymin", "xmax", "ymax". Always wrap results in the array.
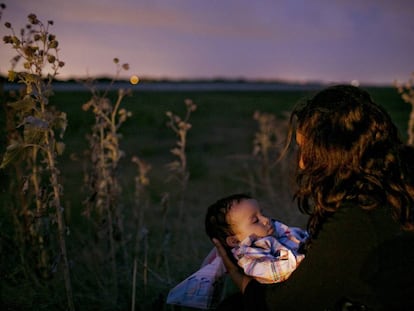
[{"xmin": 1, "ymin": 0, "xmax": 413, "ymax": 85}]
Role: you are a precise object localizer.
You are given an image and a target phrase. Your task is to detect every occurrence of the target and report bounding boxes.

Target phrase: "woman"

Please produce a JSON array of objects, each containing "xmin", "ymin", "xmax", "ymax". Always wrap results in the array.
[{"xmin": 213, "ymin": 85, "xmax": 414, "ymax": 310}]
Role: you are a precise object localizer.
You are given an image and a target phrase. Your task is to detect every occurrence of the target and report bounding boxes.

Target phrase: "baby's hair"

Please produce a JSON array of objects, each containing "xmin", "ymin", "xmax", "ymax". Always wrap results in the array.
[{"xmin": 205, "ymin": 193, "xmax": 252, "ymax": 248}]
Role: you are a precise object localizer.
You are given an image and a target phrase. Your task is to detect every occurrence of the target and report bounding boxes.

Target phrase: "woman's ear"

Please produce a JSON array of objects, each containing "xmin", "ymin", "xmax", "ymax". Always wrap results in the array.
[{"xmin": 225, "ymin": 235, "xmax": 239, "ymax": 248}]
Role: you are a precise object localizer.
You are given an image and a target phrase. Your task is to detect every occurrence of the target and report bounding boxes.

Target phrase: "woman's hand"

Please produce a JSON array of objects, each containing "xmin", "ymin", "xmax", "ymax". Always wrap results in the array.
[{"xmin": 212, "ymin": 238, "xmax": 253, "ymax": 293}]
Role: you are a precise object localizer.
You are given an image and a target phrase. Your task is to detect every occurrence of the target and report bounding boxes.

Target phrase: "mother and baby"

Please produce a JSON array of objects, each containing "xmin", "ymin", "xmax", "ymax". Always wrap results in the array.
[{"xmin": 204, "ymin": 85, "xmax": 414, "ymax": 310}]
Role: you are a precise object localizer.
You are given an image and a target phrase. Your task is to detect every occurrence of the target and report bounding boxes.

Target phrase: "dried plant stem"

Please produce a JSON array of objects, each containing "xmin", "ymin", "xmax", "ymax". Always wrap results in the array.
[
  {"xmin": 252, "ymin": 111, "xmax": 288, "ymax": 204},
  {"xmin": 165, "ymin": 99, "xmax": 196, "ymax": 219},
  {"xmin": 130, "ymin": 156, "xmax": 151, "ymax": 310},
  {"xmin": 131, "ymin": 258, "xmax": 138, "ymax": 311},
  {"xmin": 106, "ymin": 198, "xmax": 119, "ymax": 301},
  {"xmin": 162, "ymin": 231, "xmax": 171, "ymax": 283},
  {"xmin": 81, "ymin": 61, "xmax": 131, "ymax": 306},
  {"xmin": 0, "ymin": 11, "xmax": 74, "ymax": 310},
  {"xmin": 44, "ymin": 119, "xmax": 75, "ymax": 311},
  {"xmin": 395, "ymin": 73, "xmax": 414, "ymax": 145},
  {"xmin": 409, "ymin": 108, "xmax": 414, "ymax": 146},
  {"xmin": 30, "ymin": 147, "xmax": 51, "ymax": 278},
  {"xmin": 143, "ymin": 230, "xmax": 148, "ymax": 296},
  {"xmin": 31, "ymin": 148, "xmax": 41, "ymax": 212}
]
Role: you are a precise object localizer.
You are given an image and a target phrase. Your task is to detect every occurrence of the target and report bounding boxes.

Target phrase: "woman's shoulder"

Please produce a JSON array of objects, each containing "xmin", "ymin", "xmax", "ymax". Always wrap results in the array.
[
  {"xmin": 343, "ymin": 202, "xmax": 400, "ymax": 228},
  {"xmin": 314, "ymin": 203, "xmax": 402, "ymax": 251}
]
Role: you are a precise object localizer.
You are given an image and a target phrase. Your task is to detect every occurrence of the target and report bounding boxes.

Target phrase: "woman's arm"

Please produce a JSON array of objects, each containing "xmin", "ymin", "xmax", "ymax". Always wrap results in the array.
[{"xmin": 212, "ymin": 238, "xmax": 253, "ymax": 293}]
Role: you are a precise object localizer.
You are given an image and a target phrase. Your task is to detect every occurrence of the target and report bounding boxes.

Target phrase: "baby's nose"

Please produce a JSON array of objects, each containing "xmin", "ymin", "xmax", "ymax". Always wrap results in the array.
[{"xmin": 261, "ymin": 216, "xmax": 269, "ymax": 225}]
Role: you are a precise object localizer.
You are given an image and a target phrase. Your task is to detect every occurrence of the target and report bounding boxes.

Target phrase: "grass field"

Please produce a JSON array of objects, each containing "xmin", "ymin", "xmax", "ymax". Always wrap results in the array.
[{"xmin": 0, "ymin": 86, "xmax": 409, "ymax": 310}]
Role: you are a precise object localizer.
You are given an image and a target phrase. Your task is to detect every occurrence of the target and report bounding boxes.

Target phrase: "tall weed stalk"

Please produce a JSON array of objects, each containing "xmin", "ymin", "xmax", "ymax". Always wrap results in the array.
[
  {"xmin": 81, "ymin": 58, "xmax": 132, "ymax": 303},
  {"xmin": 130, "ymin": 155, "xmax": 151, "ymax": 310},
  {"xmin": 0, "ymin": 10, "xmax": 74, "ymax": 311},
  {"xmin": 165, "ymin": 99, "xmax": 197, "ymax": 220},
  {"xmin": 251, "ymin": 111, "xmax": 288, "ymax": 204},
  {"xmin": 395, "ymin": 72, "xmax": 414, "ymax": 145}
]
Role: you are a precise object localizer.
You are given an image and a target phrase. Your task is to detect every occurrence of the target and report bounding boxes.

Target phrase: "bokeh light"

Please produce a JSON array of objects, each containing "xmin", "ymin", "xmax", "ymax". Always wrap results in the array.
[{"xmin": 130, "ymin": 75, "xmax": 139, "ymax": 85}]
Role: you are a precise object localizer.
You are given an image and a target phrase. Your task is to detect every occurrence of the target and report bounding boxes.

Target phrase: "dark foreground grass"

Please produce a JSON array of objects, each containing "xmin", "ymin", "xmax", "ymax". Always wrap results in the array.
[{"xmin": 0, "ymin": 86, "xmax": 409, "ymax": 310}]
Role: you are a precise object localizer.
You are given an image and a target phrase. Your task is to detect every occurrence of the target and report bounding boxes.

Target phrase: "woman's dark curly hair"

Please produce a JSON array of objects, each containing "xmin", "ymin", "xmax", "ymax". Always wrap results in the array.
[{"xmin": 284, "ymin": 85, "xmax": 414, "ymax": 237}]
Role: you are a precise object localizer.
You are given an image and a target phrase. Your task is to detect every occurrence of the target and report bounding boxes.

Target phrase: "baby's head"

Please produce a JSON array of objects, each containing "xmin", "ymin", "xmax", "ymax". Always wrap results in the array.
[{"xmin": 205, "ymin": 193, "xmax": 273, "ymax": 249}]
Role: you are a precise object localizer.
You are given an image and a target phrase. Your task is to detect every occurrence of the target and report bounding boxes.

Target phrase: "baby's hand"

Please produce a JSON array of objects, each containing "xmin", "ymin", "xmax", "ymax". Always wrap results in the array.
[
  {"xmin": 290, "ymin": 236, "xmax": 301, "ymax": 244},
  {"xmin": 276, "ymin": 249, "xmax": 289, "ymax": 260}
]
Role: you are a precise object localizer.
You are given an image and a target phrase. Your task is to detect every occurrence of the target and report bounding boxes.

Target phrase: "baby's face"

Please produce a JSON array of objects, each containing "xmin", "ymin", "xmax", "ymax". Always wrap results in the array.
[{"xmin": 226, "ymin": 199, "xmax": 273, "ymax": 244}]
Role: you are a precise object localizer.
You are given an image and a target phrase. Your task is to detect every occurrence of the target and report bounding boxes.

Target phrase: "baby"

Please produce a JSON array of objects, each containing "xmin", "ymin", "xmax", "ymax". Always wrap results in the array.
[{"xmin": 205, "ymin": 193, "xmax": 308, "ymax": 284}]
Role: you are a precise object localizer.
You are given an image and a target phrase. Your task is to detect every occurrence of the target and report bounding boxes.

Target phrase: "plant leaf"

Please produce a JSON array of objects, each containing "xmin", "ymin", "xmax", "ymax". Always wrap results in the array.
[
  {"xmin": 23, "ymin": 126, "xmax": 46, "ymax": 145},
  {"xmin": 55, "ymin": 142, "xmax": 65, "ymax": 155},
  {"xmin": 0, "ymin": 142, "xmax": 26, "ymax": 169},
  {"xmin": 8, "ymin": 95, "xmax": 36, "ymax": 113}
]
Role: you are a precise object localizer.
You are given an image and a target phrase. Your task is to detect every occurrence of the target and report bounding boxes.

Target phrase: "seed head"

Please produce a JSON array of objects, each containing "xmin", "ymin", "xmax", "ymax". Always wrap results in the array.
[
  {"xmin": 47, "ymin": 55, "xmax": 56, "ymax": 63},
  {"xmin": 27, "ymin": 14, "xmax": 39, "ymax": 25},
  {"xmin": 3, "ymin": 35, "xmax": 12, "ymax": 44},
  {"xmin": 49, "ymin": 40, "xmax": 58, "ymax": 48}
]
